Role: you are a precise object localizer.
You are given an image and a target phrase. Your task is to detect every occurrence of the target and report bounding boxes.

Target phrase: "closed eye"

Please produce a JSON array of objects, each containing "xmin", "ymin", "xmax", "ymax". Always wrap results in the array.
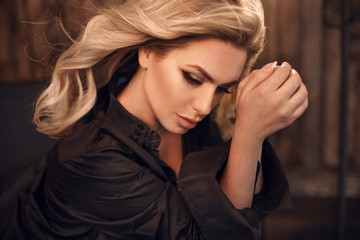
[
  {"xmin": 182, "ymin": 69, "xmax": 234, "ymax": 94},
  {"xmin": 182, "ymin": 70, "xmax": 203, "ymax": 86}
]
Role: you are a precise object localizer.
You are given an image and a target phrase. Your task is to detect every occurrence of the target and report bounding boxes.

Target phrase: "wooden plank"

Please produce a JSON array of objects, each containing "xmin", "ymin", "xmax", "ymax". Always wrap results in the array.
[
  {"xmin": 298, "ymin": 0, "xmax": 323, "ymax": 171},
  {"xmin": 321, "ymin": 0, "xmax": 342, "ymax": 169}
]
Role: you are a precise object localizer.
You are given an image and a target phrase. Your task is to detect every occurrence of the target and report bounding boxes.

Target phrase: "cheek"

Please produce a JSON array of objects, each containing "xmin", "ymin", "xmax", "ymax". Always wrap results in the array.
[
  {"xmin": 148, "ymin": 62, "xmax": 187, "ymax": 107},
  {"xmin": 157, "ymin": 66, "xmax": 194, "ymax": 103},
  {"xmin": 157, "ymin": 69, "xmax": 179, "ymax": 100}
]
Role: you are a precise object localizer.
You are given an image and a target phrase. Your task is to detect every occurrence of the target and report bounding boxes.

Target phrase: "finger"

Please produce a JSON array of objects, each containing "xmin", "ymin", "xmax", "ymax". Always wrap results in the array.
[
  {"xmin": 262, "ymin": 62, "xmax": 292, "ymax": 91},
  {"xmin": 237, "ymin": 70, "xmax": 256, "ymax": 90},
  {"xmin": 290, "ymin": 94, "xmax": 308, "ymax": 121},
  {"xmin": 277, "ymin": 69, "xmax": 302, "ymax": 99},
  {"xmin": 277, "ymin": 82, "xmax": 307, "ymax": 122},
  {"xmin": 290, "ymin": 81, "xmax": 308, "ymax": 100},
  {"xmin": 242, "ymin": 61, "xmax": 277, "ymax": 92},
  {"xmin": 288, "ymin": 82, "xmax": 308, "ymax": 113},
  {"xmin": 279, "ymin": 86, "xmax": 308, "ymax": 127},
  {"xmin": 236, "ymin": 69, "xmax": 258, "ymax": 105}
]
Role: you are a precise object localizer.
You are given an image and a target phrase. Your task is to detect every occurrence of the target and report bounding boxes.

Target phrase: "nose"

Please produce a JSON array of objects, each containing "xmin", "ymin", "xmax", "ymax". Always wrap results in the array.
[{"xmin": 191, "ymin": 88, "xmax": 215, "ymax": 116}]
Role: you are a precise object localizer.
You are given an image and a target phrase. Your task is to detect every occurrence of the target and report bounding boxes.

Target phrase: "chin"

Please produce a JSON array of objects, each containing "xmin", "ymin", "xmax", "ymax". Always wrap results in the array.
[
  {"xmin": 157, "ymin": 117, "xmax": 190, "ymax": 135},
  {"xmin": 169, "ymin": 127, "xmax": 189, "ymax": 135},
  {"xmin": 161, "ymin": 124, "xmax": 190, "ymax": 135},
  {"xmin": 176, "ymin": 128, "xmax": 190, "ymax": 135}
]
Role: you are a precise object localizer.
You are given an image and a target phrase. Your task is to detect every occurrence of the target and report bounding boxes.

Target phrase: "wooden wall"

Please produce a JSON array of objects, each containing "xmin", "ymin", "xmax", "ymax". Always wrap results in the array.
[
  {"xmin": 258, "ymin": 0, "xmax": 360, "ymax": 197},
  {"xmin": 0, "ymin": 0, "xmax": 105, "ymax": 82},
  {"xmin": 0, "ymin": 0, "xmax": 359, "ymax": 196}
]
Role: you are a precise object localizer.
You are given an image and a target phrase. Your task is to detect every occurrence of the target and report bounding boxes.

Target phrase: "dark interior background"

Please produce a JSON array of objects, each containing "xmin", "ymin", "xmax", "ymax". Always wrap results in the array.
[{"xmin": 0, "ymin": 0, "xmax": 359, "ymax": 239}]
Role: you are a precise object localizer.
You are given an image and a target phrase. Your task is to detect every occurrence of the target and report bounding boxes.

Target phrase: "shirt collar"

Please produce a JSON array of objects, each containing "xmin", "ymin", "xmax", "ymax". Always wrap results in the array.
[{"xmin": 103, "ymin": 83, "xmax": 162, "ymax": 160}]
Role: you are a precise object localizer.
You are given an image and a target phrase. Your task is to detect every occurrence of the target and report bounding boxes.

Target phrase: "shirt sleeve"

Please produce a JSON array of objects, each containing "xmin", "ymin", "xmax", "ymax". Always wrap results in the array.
[{"xmin": 177, "ymin": 138, "xmax": 291, "ymax": 240}]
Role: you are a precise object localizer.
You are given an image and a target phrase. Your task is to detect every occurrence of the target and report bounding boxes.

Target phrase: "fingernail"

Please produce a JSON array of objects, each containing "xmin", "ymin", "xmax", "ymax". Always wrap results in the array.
[{"xmin": 261, "ymin": 61, "xmax": 277, "ymax": 73}]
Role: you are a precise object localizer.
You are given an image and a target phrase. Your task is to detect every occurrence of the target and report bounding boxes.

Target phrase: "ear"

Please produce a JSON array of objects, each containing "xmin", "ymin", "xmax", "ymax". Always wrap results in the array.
[{"xmin": 138, "ymin": 47, "xmax": 152, "ymax": 69}]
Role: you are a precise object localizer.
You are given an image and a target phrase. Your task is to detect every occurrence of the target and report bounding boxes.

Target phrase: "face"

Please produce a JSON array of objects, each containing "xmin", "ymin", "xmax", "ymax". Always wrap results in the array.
[{"xmin": 138, "ymin": 38, "xmax": 247, "ymax": 135}]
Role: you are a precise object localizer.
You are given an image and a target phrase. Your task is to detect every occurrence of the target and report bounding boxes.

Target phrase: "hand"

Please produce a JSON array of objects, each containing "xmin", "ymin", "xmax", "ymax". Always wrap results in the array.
[{"xmin": 235, "ymin": 62, "xmax": 308, "ymax": 142}]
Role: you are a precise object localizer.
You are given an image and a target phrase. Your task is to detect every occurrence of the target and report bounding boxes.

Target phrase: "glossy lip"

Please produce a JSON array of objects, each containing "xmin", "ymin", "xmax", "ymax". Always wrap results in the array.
[{"xmin": 177, "ymin": 114, "xmax": 199, "ymax": 129}]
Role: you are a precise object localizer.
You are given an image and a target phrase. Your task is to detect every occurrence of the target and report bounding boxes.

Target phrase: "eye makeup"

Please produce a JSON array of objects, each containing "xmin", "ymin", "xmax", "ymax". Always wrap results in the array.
[
  {"xmin": 182, "ymin": 70, "xmax": 203, "ymax": 86},
  {"xmin": 181, "ymin": 69, "xmax": 234, "ymax": 94}
]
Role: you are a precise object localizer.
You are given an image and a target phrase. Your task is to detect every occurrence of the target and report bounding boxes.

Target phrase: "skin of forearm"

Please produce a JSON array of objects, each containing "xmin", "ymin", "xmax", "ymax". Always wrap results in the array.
[{"xmin": 220, "ymin": 125, "xmax": 264, "ymax": 210}]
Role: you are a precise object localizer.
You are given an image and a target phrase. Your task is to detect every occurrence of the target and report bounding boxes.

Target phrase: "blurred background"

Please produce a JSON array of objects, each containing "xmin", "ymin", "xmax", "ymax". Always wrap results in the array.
[{"xmin": 0, "ymin": 0, "xmax": 359, "ymax": 239}]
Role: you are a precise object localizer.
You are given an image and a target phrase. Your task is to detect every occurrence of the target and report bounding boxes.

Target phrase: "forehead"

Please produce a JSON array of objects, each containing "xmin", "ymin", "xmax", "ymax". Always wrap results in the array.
[{"xmin": 163, "ymin": 38, "xmax": 247, "ymax": 83}]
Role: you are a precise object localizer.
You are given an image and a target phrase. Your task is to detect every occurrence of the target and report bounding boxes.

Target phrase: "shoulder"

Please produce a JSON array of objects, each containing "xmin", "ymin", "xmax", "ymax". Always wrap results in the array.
[
  {"xmin": 45, "ymin": 137, "xmax": 167, "ymax": 222},
  {"xmin": 46, "ymin": 122, "xmax": 165, "ymax": 197},
  {"xmin": 55, "ymin": 126, "xmax": 137, "ymax": 176},
  {"xmin": 47, "ymin": 101, "xmax": 138, "ymax": 176}
]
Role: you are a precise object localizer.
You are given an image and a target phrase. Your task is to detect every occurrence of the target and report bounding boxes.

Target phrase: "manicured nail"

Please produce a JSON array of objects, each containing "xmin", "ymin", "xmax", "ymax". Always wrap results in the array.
[{"xmin": 261, "ymin": 61, "xmax": 277, "ymax": 73}]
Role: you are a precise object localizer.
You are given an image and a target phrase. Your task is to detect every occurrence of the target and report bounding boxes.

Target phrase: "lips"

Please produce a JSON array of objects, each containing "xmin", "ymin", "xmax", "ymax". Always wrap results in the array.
[{"xmin": 177, "ymin": 114, "xmax": 199, "ymax": 129}]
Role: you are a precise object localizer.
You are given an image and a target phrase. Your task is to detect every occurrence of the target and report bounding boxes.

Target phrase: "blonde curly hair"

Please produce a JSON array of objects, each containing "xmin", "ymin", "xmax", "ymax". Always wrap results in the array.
[{"xmin": 34, "ymin": 0, "xmax": 266, "ymax": 138}]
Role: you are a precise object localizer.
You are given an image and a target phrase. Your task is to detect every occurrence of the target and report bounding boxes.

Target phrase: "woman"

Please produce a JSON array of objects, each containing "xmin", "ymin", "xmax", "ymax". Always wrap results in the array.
[{"xmin": 0, "ymin": 0, "xmax": 308, "ymax": 239}]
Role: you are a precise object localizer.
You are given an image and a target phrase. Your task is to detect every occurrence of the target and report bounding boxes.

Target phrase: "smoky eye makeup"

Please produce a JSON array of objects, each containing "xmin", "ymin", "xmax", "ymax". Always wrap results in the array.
[
  {"xmin": 181, "ymin": 70, "xmax": 232, "ymax": 94},
  {"xmin": 181, "ymin": 70, "xmax": 203, "ymax": 86},
  {"xmin": 181, "ymin": 68, "xmax": 235, "ymax": 94}
]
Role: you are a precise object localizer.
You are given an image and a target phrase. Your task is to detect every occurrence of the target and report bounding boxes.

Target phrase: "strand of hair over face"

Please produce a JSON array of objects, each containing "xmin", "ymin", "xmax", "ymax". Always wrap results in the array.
[{"xmin": 33, "ymin": 0, "xmax": 266, "ymax": 138}]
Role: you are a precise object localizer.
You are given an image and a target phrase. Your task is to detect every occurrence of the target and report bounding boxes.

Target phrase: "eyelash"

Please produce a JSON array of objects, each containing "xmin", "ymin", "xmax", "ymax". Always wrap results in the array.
[
  {"xmin": 181, "ymin": 70, "xmax": 232, "ymax": 94},
  {"xmin": 182, "ymin": 70, "xmax": 202, "ymax": 86}
]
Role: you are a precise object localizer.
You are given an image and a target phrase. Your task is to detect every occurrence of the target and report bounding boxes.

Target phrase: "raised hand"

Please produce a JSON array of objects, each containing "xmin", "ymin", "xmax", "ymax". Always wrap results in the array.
[
  {"xmin": 235, "ymin": 61, "xmax": 308, "ymax": 142},
  {"xmin": 220, "ymin": 62, "xmax": 308, "ymax": 209}
]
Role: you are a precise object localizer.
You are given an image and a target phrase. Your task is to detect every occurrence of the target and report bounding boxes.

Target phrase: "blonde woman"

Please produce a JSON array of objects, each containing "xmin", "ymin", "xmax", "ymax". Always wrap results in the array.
[{"xmin": 0, "ymin": 0, "xmax": 308, "ymax": 239}]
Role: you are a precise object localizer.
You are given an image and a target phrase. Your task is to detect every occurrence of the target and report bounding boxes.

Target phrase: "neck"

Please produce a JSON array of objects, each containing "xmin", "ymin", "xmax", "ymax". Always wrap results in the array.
[
  {"xmin": 117, "ymin": 69, "xmax": 160, "ymax": 131},
  {"xmin": 158, "ymin": 132, "xmax": 183, "ymax": 177}
]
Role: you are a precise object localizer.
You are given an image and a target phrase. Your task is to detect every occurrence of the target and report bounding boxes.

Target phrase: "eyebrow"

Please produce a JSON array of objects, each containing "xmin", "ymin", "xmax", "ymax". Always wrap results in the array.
[{"xmin": 186, "ymin": 64, "xmax": 240, "ymax": 87}]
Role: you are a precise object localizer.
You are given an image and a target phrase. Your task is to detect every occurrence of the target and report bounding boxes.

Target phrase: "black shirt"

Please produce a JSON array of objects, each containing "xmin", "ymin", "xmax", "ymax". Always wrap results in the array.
[{"xmin": 0, "ymin": 84, "xmax": 290, "ymax": 240}]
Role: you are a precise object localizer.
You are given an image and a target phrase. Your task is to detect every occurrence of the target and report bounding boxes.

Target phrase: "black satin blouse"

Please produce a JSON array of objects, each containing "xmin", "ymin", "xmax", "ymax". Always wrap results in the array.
[{"xmin": 0, "ymin": 83, "xmax": 290, "ymax": 240}]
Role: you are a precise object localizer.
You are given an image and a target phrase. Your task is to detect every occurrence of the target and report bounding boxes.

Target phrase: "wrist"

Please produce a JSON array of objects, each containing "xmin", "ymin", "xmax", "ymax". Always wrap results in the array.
[{"xmin": 232, "ymin": 121, "xmax": 266, "ymax": 146}]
